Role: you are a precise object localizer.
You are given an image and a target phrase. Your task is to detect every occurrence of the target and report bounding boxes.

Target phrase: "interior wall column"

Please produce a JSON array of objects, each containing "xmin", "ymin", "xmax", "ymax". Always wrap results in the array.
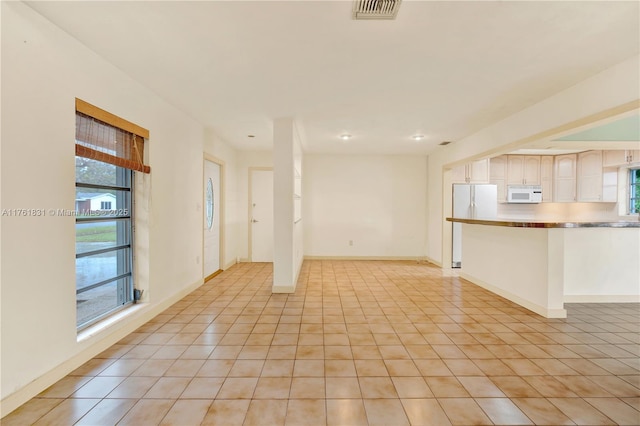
[{"xmin": 273, "ymin": 117, "xmax": 296, "ymax": 293}]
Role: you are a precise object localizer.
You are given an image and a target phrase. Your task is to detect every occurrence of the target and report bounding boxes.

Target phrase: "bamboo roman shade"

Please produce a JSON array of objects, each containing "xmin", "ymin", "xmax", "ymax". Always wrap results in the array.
[{"xmin": 75, "ymin": 99, "xmax": 150, "ymax": 174}]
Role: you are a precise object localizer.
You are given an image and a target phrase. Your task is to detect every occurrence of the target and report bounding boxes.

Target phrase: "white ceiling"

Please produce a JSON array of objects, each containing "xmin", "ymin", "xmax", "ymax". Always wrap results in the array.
[{"xmin": 26, "ymin": 0, "xmax": 640, "ymax": 155}]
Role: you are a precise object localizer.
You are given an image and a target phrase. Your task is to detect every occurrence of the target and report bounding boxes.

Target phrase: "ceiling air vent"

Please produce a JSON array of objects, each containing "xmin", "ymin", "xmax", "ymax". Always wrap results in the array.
[
  {"xmin": 352, "ymin": 0, "xmax": 402, "ymax": 20},
  {"xmin": 439, "ymin": 141, "xmax": 452, "ymax": 146}
]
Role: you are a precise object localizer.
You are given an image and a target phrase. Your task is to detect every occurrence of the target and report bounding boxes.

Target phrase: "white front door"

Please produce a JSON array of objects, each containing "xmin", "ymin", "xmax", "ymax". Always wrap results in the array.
[
  {"xmin": 250, "ymin": 169, "xmax": 274, "ymax": 262},
  {"xmin": 204, "ymin": 160, "xmax": 221, "ymax": 277}
]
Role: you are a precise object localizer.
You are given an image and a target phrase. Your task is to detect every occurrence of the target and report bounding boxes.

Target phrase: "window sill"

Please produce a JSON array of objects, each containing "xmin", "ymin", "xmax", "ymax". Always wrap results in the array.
[
  {"xmin": 619, "ymin": 214, "xmax": 640, "ymax": 220},
  {"xmin": 77, "ymin": 303, "xmax": 146, "ymax": 343}
]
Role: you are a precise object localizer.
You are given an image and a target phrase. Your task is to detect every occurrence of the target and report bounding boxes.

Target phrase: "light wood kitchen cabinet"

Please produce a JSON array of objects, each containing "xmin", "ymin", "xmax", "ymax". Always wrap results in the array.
[
  {"xmin": 602, "ymin": 150, "xmax": 640, "ymax": 167},
  {"xmin": 577, "ymin": 151, "xmax": 603, "ymax": 201},
  {"xmin": 489, "ymin": 155, "xmax": 507, "ymax": 202},
  {"xmin": 524, "ymin": 156, "xmax": 542, "ymax": 185},
  {"xmin": 452, "ymin": 159, "xmax": 490, "ymax": 184},
  {"xmin": 554, "ymin": 154, "xmax": 577, "ymax": 202},
  {"xmin": 506, "ymin": 156, "xmax": 524, "ymax": 185},
  {"xmin": 603, "ymin": 150, "xmax": 626, "ymax": 167},
  {"xmin": 490, "ymin": 150, "xmax": 620, "ymax": 204},
  {"xmin": 451, "ymin": 164, "xmax": 466, "ymax": 183},
  {"xmin": 492, "ymin": 154, "xmax": 543, "ymax": 202},
  {"xmin": 507, "ymin": 155, "xmax": 540, "ymax": 185},
  {"xmin": 540, "ymin": 156, "xmax": 553, "ymax": 202},
  {"xmin": 577, "ymin": 150, "xmax": 617, "ymax": 202}
]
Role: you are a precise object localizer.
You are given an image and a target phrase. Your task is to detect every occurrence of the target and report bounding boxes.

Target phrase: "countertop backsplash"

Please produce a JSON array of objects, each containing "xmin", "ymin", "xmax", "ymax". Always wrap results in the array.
[{"xmin": 497, "ymin": 202, "xmax": 624, "ymax": 222}]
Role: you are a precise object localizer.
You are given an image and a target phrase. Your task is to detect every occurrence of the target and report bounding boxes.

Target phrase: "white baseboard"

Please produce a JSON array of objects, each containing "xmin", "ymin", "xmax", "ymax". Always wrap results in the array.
[
  {"xmin": 0, "ymin": 278, "xmax": 204, "ymax": 418},
  {"xmin": 460, "ymin": 273, "xmax": 567, "ymax": 319},
  {"xmin": 564, "ymin": 295, "xmax": 640, "ymax": 303},
  {"xmin": 303, "ymin": 256, "xmax": 421, "ymax": 261},
  {"xmin": 223, "ymin": 259, "xmax": 237, "ymax": 270},
  {"xmin": 272, "ymin": 285, "xmax": 295, "ymax": 293},
  {"xmin": 423, "ymin": 256, "xmax": 442, "ymax": 267}
]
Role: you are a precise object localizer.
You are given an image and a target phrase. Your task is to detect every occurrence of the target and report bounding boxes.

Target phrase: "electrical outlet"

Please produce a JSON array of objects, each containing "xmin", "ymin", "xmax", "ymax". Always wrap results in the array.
[
  {"xmin": 196, "ymin": 256, "xmax": 200, "ymax": 264},
  {"xmin": 349, "ymin": 240, "xmax": 353, "ymax": 246}
]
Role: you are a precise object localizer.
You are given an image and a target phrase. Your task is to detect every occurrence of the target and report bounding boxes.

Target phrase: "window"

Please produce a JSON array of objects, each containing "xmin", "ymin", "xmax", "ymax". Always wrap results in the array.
[
  {"xmin": 76, "ymin": 159, "xmax": 133, "ymax": 328},
  {"xmin": 75, "ymin": 99, "xmax": 150, "ymax": 329},
  {"xmin": 630, "ymin": 168, "xmax": 640, "ymax": 214}
]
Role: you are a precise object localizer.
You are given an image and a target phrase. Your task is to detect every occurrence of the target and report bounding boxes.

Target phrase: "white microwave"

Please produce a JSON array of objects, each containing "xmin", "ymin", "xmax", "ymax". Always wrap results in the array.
[{"xmin": 507, "ymin": 185, "xmax": 542, "ymax": 203}]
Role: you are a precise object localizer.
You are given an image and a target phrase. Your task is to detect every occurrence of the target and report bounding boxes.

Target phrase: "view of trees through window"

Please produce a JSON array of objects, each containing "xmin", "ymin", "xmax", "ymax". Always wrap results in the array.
[
  {"xmin": 631, "ymin": 168, "xmax": 640, "ymax": 214},
  {"xmin": 76, "ymin": 156, "xmax": 119, "ymax": 186}
]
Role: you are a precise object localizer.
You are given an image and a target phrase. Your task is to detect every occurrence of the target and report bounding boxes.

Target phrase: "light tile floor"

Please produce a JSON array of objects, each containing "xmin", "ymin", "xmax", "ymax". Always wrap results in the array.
[{"xmin": 3, "ymin": 260, "xmax": 639, "ymax": 425}]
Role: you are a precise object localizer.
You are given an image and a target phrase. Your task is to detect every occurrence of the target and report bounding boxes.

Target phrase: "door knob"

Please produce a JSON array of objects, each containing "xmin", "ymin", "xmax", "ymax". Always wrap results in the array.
[{"xmin": 252, "ymin": 219, "xmax": 259, "ymax": 223}]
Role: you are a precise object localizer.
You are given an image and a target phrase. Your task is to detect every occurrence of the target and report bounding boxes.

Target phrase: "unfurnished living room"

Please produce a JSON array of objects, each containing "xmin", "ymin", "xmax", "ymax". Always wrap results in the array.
[{"xmin": 1, "ymin": 1, "xmax": 639, "ymax": 425}]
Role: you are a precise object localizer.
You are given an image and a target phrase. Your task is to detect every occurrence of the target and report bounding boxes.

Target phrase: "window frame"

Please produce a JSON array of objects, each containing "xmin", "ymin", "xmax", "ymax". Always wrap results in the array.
[
  {"xmin": 629, "ymin": 167, "xmax": 640, "ymax": 215},
  {"xmin": 75, "ymin": 161, "xmax": 135, "ymax": 330}
]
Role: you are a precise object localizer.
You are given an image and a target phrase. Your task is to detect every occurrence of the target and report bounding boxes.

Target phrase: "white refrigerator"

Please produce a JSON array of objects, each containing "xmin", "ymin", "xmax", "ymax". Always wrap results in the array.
[{"xmin": 452, "ymin": 184, "xmax": 497, "ymax": 268}]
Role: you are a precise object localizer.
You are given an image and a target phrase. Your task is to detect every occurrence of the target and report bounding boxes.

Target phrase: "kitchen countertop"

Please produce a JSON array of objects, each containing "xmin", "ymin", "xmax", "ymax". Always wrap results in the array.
[{"xmin": 446, "ymin": 217, "xmax": 640, "ymax": 228}]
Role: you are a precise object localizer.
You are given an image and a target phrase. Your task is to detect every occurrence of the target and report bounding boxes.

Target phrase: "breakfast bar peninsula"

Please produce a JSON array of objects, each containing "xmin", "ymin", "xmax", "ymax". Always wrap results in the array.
[{"xmin": 446, "ymin": 218, "xmax": 640, "ymax": 318}]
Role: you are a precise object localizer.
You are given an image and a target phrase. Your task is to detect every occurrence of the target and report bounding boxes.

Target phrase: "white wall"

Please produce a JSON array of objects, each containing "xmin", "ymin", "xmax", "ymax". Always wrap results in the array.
[
  {"xmin": 1, "ymin": 2, "xmax": 209, "ymax": 413},
  {"xmin": 563, "ymin": 228, "xmax": 640, "ymax": 301},
  {"xmin": 427, "ymin": 55, "xmax": 640, "ymax": 266},
  {"xmin": 497, "ymin": 201, "xmax": 621, "ymax": 221},
  {"xmin": 462, "ymin": 224, "xmax": 640, "ymax": 311},
  {"xmin": 461, "ymin": 224, "xmax": 567, "ymax": 318},
  {"xmin": 303, "ymin": 154, "xmax": 427, "ymax": 258}
]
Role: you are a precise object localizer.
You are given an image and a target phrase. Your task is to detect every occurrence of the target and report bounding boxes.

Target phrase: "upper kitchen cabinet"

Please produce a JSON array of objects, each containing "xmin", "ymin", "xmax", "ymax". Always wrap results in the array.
[
  {"xmin": 540, "ymin": 156, "xmax": 553, "ymax": 202},
  {"xmin": 554, "ymin": 154, "xmax": 577, "ymax": 202},
  {"xmin": 452, "ymin": 159, "xmax": 490, "ymax": 184},
  {"xmin": 507, "ymin": 155, "xmax": 541, "ymax": 185},
  {"xmin": 492, "ymin": 155, "xmax": 549, "ymax": 202},
  {"xmin": 489, "ymin": 156, "xmax": 507, "ymax": 202},
  {"xmin": 603, "ymin": 149, "xmax": 640, "ymax": 167},
  {"xmin": 577, "ymin": 151, "xmax": 617, "ymax": 202},
  {"xmin": 494, "ymin": 150, "xmax": 620, "ymax": 203}
]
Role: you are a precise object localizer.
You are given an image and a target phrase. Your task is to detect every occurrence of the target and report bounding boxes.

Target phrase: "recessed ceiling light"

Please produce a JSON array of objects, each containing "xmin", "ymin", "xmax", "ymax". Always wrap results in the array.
[
  {"xmin": 339, "ymin": 134, "xmax": 352, "ymax": 141},
  {"xmin": 412, "ymin": 134, "xmax": 425, "ymax": 141}
]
